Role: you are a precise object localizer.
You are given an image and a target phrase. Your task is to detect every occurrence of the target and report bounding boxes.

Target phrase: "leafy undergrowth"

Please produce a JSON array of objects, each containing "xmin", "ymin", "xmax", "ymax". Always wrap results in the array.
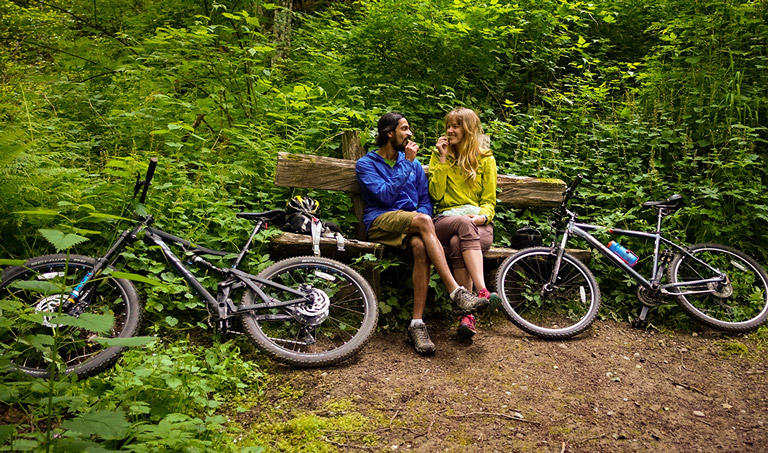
[{"xmin": 0, "ymin": 338, "xmax": 267, "ymax": 452}]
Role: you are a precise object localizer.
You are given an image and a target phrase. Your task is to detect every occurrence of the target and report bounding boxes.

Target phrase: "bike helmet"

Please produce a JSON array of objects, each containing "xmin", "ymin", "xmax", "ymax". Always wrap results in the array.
[{"xmin": 286, "ymin": 195, "xmax": 320, "ymax": 215}]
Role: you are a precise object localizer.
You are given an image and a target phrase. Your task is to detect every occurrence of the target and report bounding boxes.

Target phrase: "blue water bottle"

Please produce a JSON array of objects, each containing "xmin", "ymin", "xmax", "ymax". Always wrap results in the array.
[{"xmin": 607, "ymin": 241, "xmax": 639, "ymax": 267}]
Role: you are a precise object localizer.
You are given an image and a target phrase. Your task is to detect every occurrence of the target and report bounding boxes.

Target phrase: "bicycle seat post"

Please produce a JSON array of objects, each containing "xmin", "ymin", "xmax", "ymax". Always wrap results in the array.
[
  {"xmin": 655, "ymin": 209, "xmax": 665, "ymax": 234},
  {"xmin": 232, "ymin": 220, "xmax": 264, "ymax": 268}
]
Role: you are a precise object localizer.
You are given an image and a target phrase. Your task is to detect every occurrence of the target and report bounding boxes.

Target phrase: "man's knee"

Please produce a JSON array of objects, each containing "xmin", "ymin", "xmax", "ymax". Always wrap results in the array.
[{"xmin": 410, "ymin": 213, "xmax": 435, "ymax": 234}]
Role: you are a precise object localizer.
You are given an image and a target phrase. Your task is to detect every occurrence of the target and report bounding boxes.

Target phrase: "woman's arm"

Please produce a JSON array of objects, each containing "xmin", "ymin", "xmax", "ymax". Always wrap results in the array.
[
  {"xmin": 477, "ymin": 155, "xmax": 498, "ymax": 221},
  {"xmin": 428, "ymin": 149, "xmax": 450, "ymax": 202}
]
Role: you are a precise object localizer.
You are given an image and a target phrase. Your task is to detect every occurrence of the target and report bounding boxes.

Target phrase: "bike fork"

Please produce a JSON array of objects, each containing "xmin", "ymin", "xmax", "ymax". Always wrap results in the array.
[{"xmin": 545, "ymin": 228, "xmax": 571, "ymax": 292}]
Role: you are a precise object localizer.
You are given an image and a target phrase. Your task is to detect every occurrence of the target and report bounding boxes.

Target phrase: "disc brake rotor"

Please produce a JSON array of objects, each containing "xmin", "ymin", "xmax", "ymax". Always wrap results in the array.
[
  {"xmin": 295, "ymin": 289, "xmax": 330, "ymax": 326},
  {"xmin": 35, "ymin": 294, "xmax": 65, "ymax": 328}
]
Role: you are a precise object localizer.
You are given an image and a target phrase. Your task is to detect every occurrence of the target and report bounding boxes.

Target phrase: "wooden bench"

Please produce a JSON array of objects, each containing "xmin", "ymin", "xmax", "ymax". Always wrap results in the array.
[{"xmin": 270, "ymin": 131, "xmax": 589, "ymax": 290}]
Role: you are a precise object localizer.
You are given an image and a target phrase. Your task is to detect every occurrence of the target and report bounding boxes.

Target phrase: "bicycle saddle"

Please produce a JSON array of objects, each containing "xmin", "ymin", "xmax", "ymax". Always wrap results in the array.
[
  {"xmin": 642, "ymin": 194, "xmax": 683, "ymax": 212},
  {"xmin": 236, "ymin": 209, "xmax": 286, "ymax": 222}
]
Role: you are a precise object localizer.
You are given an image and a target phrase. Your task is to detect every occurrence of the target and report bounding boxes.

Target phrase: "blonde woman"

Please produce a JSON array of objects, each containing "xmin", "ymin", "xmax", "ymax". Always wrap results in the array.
[{"xmin": 429, "ymin": 107, "xmax": 499, "ymax": 337}]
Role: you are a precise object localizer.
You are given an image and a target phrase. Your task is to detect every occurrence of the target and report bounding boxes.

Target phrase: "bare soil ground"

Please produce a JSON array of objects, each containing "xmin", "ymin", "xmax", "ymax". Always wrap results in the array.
[{"xmin": 256, "ymin": 316, "xmax": 768, "ymax": 452}]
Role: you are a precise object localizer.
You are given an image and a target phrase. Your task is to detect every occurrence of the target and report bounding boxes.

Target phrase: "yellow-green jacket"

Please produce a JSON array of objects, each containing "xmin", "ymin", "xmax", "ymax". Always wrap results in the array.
[{"xmin": 427, "ymin": 149, "xmax": 497, "ymax": 221}]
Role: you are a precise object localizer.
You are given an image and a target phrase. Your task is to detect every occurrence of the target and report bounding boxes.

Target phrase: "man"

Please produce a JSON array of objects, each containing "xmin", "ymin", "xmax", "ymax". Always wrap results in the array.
[{"xmin": 355, "ymin": 112, "xmax": 488, "ymax": 355}]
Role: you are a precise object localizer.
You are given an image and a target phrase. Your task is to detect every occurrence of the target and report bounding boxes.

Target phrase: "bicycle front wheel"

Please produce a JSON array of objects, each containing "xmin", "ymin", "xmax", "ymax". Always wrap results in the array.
[
  {"xmin": 0, "ymin": 254, "xmax": 142, "ymax": 378},
  {"xmin": 496, "ymin": 248, "xmax": 601, "ymax": 340},
  {"xmin": 241, "ymin": 256, "xmax": 378, "ymax": 367},
  {"xmin": 668, "ymin": 243, "xmax": 768, "ymax": 332}
]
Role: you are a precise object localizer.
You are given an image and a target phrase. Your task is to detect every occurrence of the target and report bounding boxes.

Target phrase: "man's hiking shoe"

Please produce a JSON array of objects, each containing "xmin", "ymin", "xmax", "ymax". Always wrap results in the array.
[
  {"xmin": 451, "ymin": 286, "xmax": 489, "ymax": 314},
  {"xmin": 407, "ymin": 323, "xmax": 436, "ymax": 355},
  {"xmin": 457, "ymin": 314, "xmax": 477, "ymax": 338},
  {"xmin": 478, "ymin": 288, "xmax": 502, "ymax": 311}
]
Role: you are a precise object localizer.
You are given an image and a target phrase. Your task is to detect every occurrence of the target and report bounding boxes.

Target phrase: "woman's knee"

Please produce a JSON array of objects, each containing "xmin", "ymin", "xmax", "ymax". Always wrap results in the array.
[{"xmin": 455, "ymin": 216, "xmax": 480, "ymax": 238}]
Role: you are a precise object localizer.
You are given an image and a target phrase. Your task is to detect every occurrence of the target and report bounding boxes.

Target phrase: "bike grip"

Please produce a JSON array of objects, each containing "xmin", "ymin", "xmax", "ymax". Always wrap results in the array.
[
  {"xmin": 562, "ymin": 174, "xmax": 583, "ymax": 202},
  {"xmin": 571, "ymin": 174, "xmax": 583, "ymax": 190},
  {"xmin": 145, "ymin": 157, "xmax": 158, "ymax": 184},
  {"xmin": 139, "ymin": 157, "xmax": 158, "ymax": 204}
]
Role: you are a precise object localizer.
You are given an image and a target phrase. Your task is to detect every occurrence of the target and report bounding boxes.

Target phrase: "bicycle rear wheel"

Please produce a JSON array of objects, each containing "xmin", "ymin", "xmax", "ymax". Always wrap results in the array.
[
  {"xmin": 241, "ymin": 256, "xmax": 377, "ymax": 367},
  {"xmin": 496, "ymin": 248, "xmax": 601, "ymax": 339},
  {"xmin": 668, "ymin": 243, "xmax": 768, "ymax": 332},
  {"xmin": 0, "ymin": 254, "xmax": 142, "ymax": 378}
]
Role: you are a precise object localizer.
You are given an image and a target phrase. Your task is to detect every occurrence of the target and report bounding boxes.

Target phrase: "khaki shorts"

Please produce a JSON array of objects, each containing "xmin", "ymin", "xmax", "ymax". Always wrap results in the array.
[{"xmin": 367, "ymin": 210, "xmax": 420, "ymax": 249}]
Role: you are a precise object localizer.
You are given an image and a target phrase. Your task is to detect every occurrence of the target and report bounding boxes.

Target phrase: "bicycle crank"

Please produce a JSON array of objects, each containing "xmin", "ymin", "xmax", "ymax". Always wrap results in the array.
[{"xmin": 637, "ymin": 287, "xmax": 663, "ymax": 307}]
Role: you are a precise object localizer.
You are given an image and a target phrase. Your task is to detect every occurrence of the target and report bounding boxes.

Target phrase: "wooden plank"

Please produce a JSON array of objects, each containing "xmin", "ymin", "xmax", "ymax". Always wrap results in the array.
[
  {"xmin": 496, "ymin": 176, "xmax": 565, "ymax": 208},
  {"xmin": 270, "ymin": 232, "xmax": 590, "ymax": 263},
  {"xmin": 275, "ymin": 152, "xmax": 360, "ymax": 193},
  {"xmin": 484, "ymin": 247, "xmax": 592, "ymax": 263},
  {"xmin": 275, "ymin": 152, "xmax": 566, "ymax": 207},
  {"xmin": 269, "ymin": 231, "xmax": 385, "ymax": 258}
]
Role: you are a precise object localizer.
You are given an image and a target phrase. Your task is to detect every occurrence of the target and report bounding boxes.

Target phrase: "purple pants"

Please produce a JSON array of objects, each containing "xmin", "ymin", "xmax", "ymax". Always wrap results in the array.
[{"xmin": 433, "ymin": 215, "xmax": 493, "ymax": 269}]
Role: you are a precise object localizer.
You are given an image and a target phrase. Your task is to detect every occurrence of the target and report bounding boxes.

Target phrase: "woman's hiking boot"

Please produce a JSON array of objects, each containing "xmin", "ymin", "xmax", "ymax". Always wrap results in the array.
[
  {"xmin": 478, "ymin": 288, "xmax": 502, "ymax": 310},
  {"xmin": 457, "ymin": 314, "xmax": 477, "ymax": 338}
]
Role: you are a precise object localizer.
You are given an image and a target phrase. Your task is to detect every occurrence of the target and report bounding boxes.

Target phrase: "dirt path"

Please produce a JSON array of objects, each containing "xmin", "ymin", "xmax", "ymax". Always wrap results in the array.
[{"xmin": 254, "ymin": 318, "xmax": 768, "ymax": 452}]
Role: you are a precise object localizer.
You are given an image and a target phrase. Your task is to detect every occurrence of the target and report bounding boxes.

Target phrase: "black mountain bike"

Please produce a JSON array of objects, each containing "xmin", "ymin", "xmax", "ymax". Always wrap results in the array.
[
  {"xmin": 495, "ymin": 175, "xmax": 768, "ymax": 339},
  {"xmin": 0, "ymin": 158, "xmax": 377, "ymax": 378}
]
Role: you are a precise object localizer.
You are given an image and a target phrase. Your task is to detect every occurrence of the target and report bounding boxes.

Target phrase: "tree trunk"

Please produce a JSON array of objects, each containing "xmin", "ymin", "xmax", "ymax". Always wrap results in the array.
[{"xmin": 273, "ymin": 0, "xmax": 293, "ymax": 63}]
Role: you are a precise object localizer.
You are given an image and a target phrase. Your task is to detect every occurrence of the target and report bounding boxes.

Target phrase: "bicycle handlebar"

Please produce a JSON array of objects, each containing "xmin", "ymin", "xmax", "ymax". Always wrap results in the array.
[
  {"xmin": 551, "ymin": 174, "xmax": 583, "ymax": 230},
  {"xmin": 562, "ymin": 173, "xmax": 583, "ymax": 205}
]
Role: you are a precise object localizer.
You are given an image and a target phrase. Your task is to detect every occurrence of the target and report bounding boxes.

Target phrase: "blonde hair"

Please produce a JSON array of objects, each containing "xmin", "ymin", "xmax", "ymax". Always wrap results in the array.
[{"xmin": 445, "ymin": 107, "xmax": 491, "ymax": 182}]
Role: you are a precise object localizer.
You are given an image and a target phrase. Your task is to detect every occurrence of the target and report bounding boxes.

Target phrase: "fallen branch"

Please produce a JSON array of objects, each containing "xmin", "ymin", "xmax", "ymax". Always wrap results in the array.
[
  {"xmin": 671, "ymin": 381, "xmax": 707, "ymax": 396},
  {"xmin": 427, "ymin": 409, "xmax": 447, "ymax": 438},
  {"xmin": 389, "ymin": 408, "xmax": 400, "ymax": 430},
  {"xmin": 447, "ymin": 411, "xmax": 539, "ymax": 425}
]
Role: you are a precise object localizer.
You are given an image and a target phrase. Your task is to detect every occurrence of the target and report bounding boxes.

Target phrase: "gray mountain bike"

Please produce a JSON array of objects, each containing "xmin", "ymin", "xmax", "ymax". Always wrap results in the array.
[
  {"xmin": 496, "ymin": 175, "xmax": 768, "ymax": 339},
  {"xmin": 0, "ymin": 158, "xmax": 377, "ymax": 378}
]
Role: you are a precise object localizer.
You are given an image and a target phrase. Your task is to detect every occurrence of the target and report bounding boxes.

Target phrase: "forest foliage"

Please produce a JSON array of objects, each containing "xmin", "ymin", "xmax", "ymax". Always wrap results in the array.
[
  {"xmin": 1, "ymin": 0, "xmax": 767, "ymax": 450},
  {"xmin": 2, "ymin": 0, "xmax": 767, "ymax": 320}
]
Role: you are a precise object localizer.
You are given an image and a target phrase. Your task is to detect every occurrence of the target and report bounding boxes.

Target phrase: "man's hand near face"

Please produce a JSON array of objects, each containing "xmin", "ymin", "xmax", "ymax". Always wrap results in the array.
[{"xmin": 404, "ymin": 140, "xmax": 419, "ymax": 162}]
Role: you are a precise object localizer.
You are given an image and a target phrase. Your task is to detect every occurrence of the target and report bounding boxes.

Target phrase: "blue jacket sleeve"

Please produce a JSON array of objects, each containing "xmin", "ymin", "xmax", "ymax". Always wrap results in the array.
[{"xmin": 356, "ymin": 156, "xmax": 412, "ymax": 208}]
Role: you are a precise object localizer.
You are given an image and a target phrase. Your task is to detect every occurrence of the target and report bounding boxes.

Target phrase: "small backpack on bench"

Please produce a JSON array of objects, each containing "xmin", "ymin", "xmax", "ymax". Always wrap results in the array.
[{"xmin": 282, "ymin": 195, "xmax": 345, "ymax": 256}]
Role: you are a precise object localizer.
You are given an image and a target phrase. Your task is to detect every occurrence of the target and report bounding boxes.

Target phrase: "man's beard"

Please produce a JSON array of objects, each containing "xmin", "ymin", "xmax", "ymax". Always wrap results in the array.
[{"xmin": 391, "ymin": 135, "xmax": 408, "ymax": 152}]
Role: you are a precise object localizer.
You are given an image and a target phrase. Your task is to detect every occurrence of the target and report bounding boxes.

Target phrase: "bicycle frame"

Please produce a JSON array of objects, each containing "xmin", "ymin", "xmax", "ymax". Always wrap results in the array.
[
  {"xmin": 553, "ymin": 209, "xmax": 727, "ymax": 298},
  {"xmin": 67, "ymin": 214, "xmax": 310, "ymax": 327}
]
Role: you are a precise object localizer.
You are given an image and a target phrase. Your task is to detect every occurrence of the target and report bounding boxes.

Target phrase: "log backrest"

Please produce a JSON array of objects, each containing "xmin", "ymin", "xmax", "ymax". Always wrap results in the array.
[{"xmin": 274, "ymin": 131, "xmax": 567, "ymax": 240}]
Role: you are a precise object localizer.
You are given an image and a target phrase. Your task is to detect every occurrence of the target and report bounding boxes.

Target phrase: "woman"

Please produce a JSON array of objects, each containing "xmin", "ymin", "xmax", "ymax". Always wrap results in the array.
[{"xmin": 429, "ymin": 107, "xmax": 499, "ymax": 338}]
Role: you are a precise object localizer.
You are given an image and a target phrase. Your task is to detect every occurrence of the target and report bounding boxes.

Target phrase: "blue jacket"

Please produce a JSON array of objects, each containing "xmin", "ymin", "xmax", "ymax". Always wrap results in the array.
[{"xmin": 355, "ymin": 150, "xmax": 433, "ymax": 234}]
